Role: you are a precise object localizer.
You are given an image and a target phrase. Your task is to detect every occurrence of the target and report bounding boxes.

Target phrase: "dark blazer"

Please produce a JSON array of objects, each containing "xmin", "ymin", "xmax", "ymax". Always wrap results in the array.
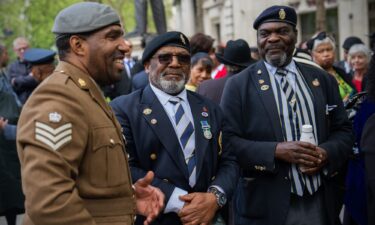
[
  {"xmin": 131, "ymin": 70, "xmax": 149, "ymax": 92},
  {"xmin": 361, "ymin": 101, "xmax": 375, "ymax": 225},
  {"xmin": 220, "ymin": 60, "xmax": 353, "ymax": 225},
  {"xmin": 197, "ymin": 72, "xmax": 235, "ymax": 105},
  {"xmin": 110, "ymin": 85, "xmax": 238, "ymax": 225},
  {"xmin": 102, "ymin": 69, "xmax": 132, "ymax": 100}
]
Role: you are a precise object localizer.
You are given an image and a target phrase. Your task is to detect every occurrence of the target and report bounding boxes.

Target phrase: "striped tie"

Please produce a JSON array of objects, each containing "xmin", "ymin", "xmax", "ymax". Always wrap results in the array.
[
  {"xmin": 169, "ymin": 97, "xmax": 196, "ymax": 187},
  {"xmin": 277, "ymin": 68, "xmax": 297, "ymax": 112}
]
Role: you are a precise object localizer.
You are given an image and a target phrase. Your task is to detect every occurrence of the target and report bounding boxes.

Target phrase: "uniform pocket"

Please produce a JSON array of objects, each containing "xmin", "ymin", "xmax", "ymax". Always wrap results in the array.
[{"xmin": 90, "ymin": 126, "xmax": 128, "ymax": 187}]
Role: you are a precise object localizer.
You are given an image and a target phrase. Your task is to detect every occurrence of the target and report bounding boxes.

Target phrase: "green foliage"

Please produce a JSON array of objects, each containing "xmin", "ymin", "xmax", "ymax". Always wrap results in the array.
[{"xmin": 0, "ymin": 0, "xmax": 171, "ymax": 60}]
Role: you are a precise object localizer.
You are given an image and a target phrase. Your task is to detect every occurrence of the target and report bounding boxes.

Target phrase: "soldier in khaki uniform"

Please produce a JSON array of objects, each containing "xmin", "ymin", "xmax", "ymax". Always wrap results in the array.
[{"xmin": 16, "ymin": 2, "xmax": 164, "ymax": 225}]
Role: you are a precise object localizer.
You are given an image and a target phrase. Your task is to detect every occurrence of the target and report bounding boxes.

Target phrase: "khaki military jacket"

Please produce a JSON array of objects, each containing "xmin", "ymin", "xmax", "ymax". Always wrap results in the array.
[{"xmin": 17, "ymin": 61, "xmax": 135, "ymax": 225}]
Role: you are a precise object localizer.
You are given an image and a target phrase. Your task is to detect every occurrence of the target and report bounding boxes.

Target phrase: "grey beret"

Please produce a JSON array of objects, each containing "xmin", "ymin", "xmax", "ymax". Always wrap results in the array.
[{"xmin": 52, "ymin": 2, "xmax": 120, "ymax": 35}]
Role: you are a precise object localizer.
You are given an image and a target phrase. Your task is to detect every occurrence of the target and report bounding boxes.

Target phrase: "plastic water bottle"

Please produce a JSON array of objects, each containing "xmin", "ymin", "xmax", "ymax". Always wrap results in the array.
[{"xmin": 299, "ymin": 124, "xmax": 316, "ymax": 171}]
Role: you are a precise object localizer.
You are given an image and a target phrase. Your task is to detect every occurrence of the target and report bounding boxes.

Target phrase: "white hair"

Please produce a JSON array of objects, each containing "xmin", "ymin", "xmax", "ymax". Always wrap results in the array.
[{"xmin": 348, "ymin": 44, "xmax": 372, "ymax": 64}]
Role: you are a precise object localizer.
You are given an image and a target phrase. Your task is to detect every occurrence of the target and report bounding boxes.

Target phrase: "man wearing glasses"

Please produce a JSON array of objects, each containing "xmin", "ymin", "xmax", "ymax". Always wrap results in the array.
[{"xmin": 111, "ymin": 31, "xmax": 238, "ymax": 225}]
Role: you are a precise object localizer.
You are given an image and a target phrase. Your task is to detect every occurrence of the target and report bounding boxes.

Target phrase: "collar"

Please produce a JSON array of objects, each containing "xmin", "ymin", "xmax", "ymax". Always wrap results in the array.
[
  {"xmin": 150, "ymin": 83, "xmax": 188, "ymax": 106},
  {"xmin": 264, "ymin": 59, "xmax": 298, "ymax": 76}
]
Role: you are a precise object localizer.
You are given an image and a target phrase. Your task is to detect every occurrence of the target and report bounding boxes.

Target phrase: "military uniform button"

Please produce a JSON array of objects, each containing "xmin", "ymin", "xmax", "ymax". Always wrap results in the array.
[
  {"xmin": 150, "ymin": 153, "xmax": 157, "ymax": 160},
  {"xmin": 110, "ymin": 138, "xmax": 115, "ymax": 146},
  {"xmin": 211, "ymin": 176, "xmax": 216, "ymax": 181},
  {"xmin": 284, "ymin": 176, "xmax": 288, "ymax": 180},
  {"xmin": 163, "ymin": 179, "xmax": 169, "ymax": 183}
]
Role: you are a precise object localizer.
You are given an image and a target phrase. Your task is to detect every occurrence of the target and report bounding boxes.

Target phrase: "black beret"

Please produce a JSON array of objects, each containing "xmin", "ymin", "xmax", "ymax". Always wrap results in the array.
[
  {"xmin": 253, "ymin": 5, "xmax": 297, "ymax": 30},
  {"xmin": 141, "ymin": 31, "xmax": 190, "ymax": 64},
  {"xmin": 52, "ymin": 2, "xmax": 120, "ymax": 35},
  {"xmin": 24, "ymin": 48, "xmax": 56, "ymax": 65},
  {"xmin": 342, "ymin": 36, "xmax": 363, "ymax": 51}
]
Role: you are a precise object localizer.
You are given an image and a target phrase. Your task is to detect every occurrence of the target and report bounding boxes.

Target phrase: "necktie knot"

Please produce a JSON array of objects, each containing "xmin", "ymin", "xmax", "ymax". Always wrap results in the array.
[
  {"xmin": 169, "ymin": 97, "xmax": 181, "ymax": 105},
  {"xmin": 276, "ymin": 68, "xmax": 288, "ymax": 77}
]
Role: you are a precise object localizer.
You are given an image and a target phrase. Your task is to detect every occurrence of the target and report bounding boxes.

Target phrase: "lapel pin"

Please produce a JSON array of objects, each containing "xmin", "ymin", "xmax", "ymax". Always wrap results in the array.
[
  {"xmin": 200, "ymin": 121, "xmax": 212, "ymax": 140},
  {"xmin": 312, "ymin": 78, "xmax": 320, "ymax": 87},
  {"xmin": 257, "ymin": 69, "xmax": 262, "ymax": 75},
  {"xmin": 151, "ymin": 118, "xmax": 157, "ymax": 124},
  {"xmin": 259, "ymin": 79, "xmax": 265, "ymax": 84},
  {"xmin": 49, "ymin": 112, "xmax": 62, "ymax": 123},
  {"xmin": 78, "ymin": 78, "xmax": 86, "ymax": 87},
  {"xmin": 261, "ymin": 85, "xmax": 269, "ymax": 91},
  {"xmin": 201, "ymin": 112, "xmax": 208, "ymax": 117},
  {"xmin": 203, "ymin": 106, "xmax": 208, "ymax": 112},
  {"xmin": 143, "ymin": 108, "xmax": 152, "ymax": 115}
]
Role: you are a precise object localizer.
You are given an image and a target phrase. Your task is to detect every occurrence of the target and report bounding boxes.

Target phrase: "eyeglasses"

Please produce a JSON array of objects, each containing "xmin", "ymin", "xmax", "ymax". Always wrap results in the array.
[{"xmin": 152, "ymin": 53, "xmax": 191, "ymax": 65}]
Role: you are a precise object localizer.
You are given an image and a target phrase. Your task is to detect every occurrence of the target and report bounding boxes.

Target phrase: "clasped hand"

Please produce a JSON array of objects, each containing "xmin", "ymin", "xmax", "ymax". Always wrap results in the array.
[
  {"xmin": 275, "ymin": 141, "xmax": 328, "ymax": 175},
  {"xmin": 178, "ymin": 192, "xmax": 218, "ymax": 225}
]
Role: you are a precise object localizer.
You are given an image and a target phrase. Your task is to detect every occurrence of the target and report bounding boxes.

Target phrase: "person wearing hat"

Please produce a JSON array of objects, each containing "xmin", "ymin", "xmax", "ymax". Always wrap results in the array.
[
  {"xmin": 23, "ymin": 48, "xmax": 56, "ymax": 83},
  {"xmin": 221, "ymin": 5, "xmax": 353, "ymax": 225},
  {"xmin": 197, "ymin": 39, "xmax": 254, "ymax": 104},
  {"xmin": 334, "ymin": 36, "xmax": 364, "ymax": 75},
  {"xmin": 110, "ymin": 31, "xmax": 238, "ymax": 225},
  {"xmin": 16, "ymin": 2, "xmax": 165, "ymax": 225}
]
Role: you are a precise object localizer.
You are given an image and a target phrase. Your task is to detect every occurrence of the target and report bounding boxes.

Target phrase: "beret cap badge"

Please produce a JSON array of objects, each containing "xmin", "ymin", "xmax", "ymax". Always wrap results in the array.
[{"xmin": 279, "ymin": 9, "xmax": 286, "ymax": 20}]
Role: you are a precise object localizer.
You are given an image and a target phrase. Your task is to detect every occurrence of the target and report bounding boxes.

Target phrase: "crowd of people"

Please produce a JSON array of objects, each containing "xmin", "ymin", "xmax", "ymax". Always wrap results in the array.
[{"xmin": 1, "ymin": 2, "xmax": 375, "ymax": 225}]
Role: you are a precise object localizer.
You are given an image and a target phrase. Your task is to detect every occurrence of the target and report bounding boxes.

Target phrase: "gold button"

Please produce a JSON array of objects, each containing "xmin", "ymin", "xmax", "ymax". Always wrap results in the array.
[
  {"xmin": 150, "ymin": 153, "xmax": 157, "ymax": 160},
  {"xmin": 110, "ymin": 138, "xmax": 115, "ymax": 145}
]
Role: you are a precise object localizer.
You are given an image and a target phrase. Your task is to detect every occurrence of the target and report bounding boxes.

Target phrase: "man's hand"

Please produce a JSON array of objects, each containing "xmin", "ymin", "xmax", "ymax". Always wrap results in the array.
[
  {"xmin": 134, "ymin": 171, "xmax": 165, "ymax": 225},
  {"xmin": 0, "ymin": 117, "xmax": 8, "ymax": 131},
  {"xmin": 300, "ymin": 146, "xmax": 328, "ymax": 175},
  {"xmin": 275, "ymin": 141, "xmax": 322, "ymax": 166},
  {"xmin": 178, "ymin": 192, "xmax": 218, "ymax": 225}
]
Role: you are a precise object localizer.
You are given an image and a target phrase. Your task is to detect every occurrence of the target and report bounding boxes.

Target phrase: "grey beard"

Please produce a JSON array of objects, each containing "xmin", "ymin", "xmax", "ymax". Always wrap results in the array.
[
  {"xmin": 265, "ymin": 53, "xmax": 287, "ymax": 67},
  {"xmin": 157, "ymin": 72, "xmax": 186, "ymax": 95}
]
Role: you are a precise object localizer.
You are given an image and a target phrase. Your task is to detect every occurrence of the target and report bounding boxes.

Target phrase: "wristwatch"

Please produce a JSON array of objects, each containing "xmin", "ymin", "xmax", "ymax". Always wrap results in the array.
[{"xmin": 208, "ymin": 187, "xmax": 227, "ymax": 208}]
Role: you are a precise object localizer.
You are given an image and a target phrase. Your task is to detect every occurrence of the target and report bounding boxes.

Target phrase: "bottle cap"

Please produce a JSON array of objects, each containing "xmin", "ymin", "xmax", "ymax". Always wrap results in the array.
[{"xmin": 302, "ymin": 124, "xmax": 313, "ymax": 132}]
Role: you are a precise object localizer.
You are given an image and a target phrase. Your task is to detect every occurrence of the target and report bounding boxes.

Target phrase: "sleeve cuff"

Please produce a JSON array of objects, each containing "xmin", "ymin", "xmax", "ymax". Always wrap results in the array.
[{"xmin": 164, "ymin": 187, "xmax": 188, "ymax": 214}]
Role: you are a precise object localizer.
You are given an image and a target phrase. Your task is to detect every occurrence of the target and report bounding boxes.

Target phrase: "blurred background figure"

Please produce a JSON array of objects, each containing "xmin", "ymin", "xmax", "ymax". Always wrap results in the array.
[
  {"xmin": 185, "ymin": 52, "xmax": 213, "ymax": 92},
  {"xmin": 250, "ymin": 46, "xmax": 260, "ymax": 61},
  {"xmin": 335, "ymin": 36, "xmax": 364, "ymax": 75},
  {"xmin": 126, "ymin": 0, "xmax": 166, "ymax": 38},
  {"xmin": 344, "ymin": 51, "xmax": 375, "ymax": 225},
  {"xmin": 23, "ymin": 48, "xmax": 56, "ymax": 83},
  {"xmin": 362, "ymin": 51, "xmax": 375, "ymax": 225},
  {"xmin": 349, "ymin": 44, "xmax": 372, "ymax": 92},
  {"xmin": 308, "ymin": 32, "xmax": 356, "ymax": 102},
  {"xmin": 197, "ymin": 39, "xmax": 254, "ymax": 104},
  {"xmin": 8, "ymin": 37, "xmax": 38, "ymax": 104},
  {"xmin": 0, "ymin": 44, "xmax": 24, "ymax": 225}
]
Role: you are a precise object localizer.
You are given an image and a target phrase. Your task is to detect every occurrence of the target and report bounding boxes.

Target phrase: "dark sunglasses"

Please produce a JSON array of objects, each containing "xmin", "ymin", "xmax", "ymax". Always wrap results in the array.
[{"xmin": 153, "ymin": 53, "xmax": 191, "ymax": 65}]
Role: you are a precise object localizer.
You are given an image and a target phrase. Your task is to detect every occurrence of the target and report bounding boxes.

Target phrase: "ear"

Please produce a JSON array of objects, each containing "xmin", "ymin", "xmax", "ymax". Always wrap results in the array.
[
  {"xmin": 69, "ymin": 35, "xmax": 87, "ymax": 56},
  {"xmin": 144, "ymin": 61, "xmax": 151, "ymax": 73}
]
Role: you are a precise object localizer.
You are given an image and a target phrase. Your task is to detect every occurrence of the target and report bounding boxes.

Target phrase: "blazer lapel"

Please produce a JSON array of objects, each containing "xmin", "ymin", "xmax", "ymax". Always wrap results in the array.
[
  {"xmin": 251, "ymin": 61, "xmax": 284, "ymax": 141},
  {"xmin": 187, "ymin": 93, "xmax": 209, "ymax": 182},
  {"xmin": 295, "ymin": 62, "xmax": 326, "ymax": 143},
  {"xmin": 140, "ymin": 86, "xmax": 189, "ymax": 178}
]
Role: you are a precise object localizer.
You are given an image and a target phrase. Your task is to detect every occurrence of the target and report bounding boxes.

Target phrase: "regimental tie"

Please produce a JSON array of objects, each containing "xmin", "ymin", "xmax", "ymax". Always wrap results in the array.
[
  {"xmin": 169, "ymin": 97, "xmax": 196, "ymax": 187},
  {"xmin": 276, "ymin": 68, "xmax": 320, "ymax": 196}
]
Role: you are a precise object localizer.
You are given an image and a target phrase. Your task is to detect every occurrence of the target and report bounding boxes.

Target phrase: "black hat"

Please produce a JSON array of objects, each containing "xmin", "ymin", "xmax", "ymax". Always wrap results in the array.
[
  {"xmin": 215, "ymin": 39, "xmax": 254, "ymax": 67},
  {"xmin": 253, "ymin": 5, "xmax": 297, "ymax": 30},
  {"xmin": 342, "ymin": 36, "xmax": 363, "ymax": 51},
  {"xmin": 24, "ymin": 48, "xmax": 56, "ymax": 65},
  {"xmin": 141, "ymin": 31, "xmax": 190, "ymax": 64}
]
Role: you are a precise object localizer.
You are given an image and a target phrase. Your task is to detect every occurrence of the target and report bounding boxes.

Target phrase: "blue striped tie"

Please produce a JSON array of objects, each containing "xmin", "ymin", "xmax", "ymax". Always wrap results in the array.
[{"xmin": 169, "ymin": 97, "xmax": 196, "ymax": 187}]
